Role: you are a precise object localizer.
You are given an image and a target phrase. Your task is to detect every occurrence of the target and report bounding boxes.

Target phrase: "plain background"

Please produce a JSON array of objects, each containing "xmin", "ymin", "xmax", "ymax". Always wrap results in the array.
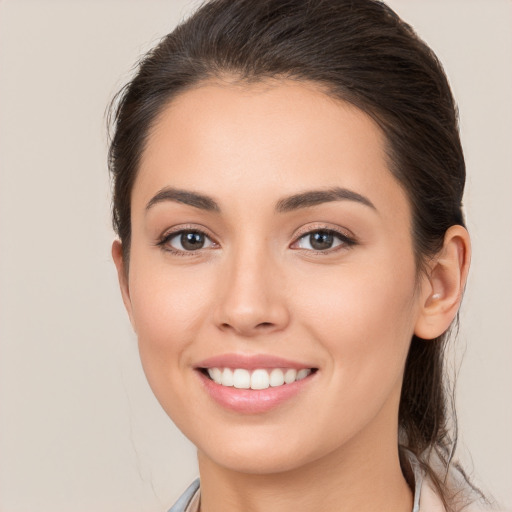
[{"xmin": 0, "ymin": 1, "xmax": 510, "ymax": 511}]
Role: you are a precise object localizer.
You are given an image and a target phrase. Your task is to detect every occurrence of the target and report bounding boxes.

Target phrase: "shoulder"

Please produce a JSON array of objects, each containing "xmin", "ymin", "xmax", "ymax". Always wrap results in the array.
[
  {"xmin": 405, "ymin": 449, "xmax": 508, "ymax": 512},
  {"xmin": 422, "ymin": 478, "xmax": 510, "ymax": 512},
  {"xmin": 167, "ymin": 479, "xmax": 200, "ymax": 512},
  {"xmin": 418, "ymin": 478, "xmax": 503, "ymax": 512}
]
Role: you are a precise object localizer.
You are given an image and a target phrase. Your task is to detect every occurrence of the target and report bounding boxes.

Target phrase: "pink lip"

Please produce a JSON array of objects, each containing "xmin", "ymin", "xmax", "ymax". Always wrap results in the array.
[
  {"xmin": 195, "ymin": 353, "xmax": 315, "ymax": 370},
  {"xmin": 197, "ymin": 371, "xmax": 316, "ymax": 414},
  {"xmin": 194, "ymin": 353, "xmax": 318, "ymax": 414}
]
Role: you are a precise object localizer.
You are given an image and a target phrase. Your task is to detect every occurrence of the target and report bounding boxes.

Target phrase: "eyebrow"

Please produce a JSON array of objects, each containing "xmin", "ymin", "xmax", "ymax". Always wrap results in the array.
[
  {"xmin": 145, "ymin": 185, "xmax": 376, "ymax": 214},
  {"xmin": 275, "ymin": 187, "xmax": 376, "ymax": 213},
  {"xmin": 146, "ymin": 187, "xmax": 221, "ymax": 212}
]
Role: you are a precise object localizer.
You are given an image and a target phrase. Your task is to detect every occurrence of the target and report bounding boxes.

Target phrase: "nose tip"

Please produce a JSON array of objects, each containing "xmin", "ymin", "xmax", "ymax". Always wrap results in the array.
[
  {"xmin": 213, "ymin": 258, "xmax": 290, "ymax": 337},
  {"xmin": 217, "ymin": 298, "xmax": 289, "ymax": 336}
]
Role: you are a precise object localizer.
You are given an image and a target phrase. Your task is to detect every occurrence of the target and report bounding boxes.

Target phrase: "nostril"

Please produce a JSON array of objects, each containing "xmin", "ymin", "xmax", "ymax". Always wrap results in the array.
[{"xmin": 256, "ymin": 322, "xmax": 274, "ymax": 328}]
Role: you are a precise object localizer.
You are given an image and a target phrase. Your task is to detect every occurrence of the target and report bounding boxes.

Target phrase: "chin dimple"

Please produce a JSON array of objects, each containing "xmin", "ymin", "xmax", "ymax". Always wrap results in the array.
[{"xmin": 205, "ymin": 367, "xmax": 313, "ymax": 390}]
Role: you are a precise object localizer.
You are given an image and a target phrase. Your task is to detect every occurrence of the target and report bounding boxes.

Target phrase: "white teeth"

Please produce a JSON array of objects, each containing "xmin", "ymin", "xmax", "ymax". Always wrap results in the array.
[
  {"xmin": 269, "ymin": 368, "xmax": 285, "ymax": 387},
  {"xmin": 205, "ymin": 367, "xmax": 313, "ymax": 389},
  {"xmin": 284, "ymin": 368, "xmax": 297, "ymax": 384},
  {"xmin": 250, "ymin": 369, "xmax": 270, "ymax": 390},
  {"xmin": 221, "ymin": 368, "xmax": 234, "ymax": 387},
  {"xmin": 207, "ymin": 367, "xmax": 222, "ymax": 384},
  {"xmin": 296, "ymin": 368, "xmax": 311, "ymax": 380},
  {"xmin": 233, "ymin": 369, "xmax": 251, "ymax": 389}
]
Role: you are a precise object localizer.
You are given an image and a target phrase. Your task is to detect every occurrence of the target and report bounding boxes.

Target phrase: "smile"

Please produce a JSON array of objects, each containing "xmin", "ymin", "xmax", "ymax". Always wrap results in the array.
[
  {"xmin": 195, "ymin": 355, "xmax": 318, "ymax": 413},
  {"xmin": 204, "ymin": 367, "xmax": 313, "ymax": 390}
]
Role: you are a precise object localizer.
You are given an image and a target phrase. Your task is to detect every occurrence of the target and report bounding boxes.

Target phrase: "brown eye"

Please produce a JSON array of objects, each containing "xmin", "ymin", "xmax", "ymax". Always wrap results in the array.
[
  {"xmin": 294, "ymin": 229, "xmax": 355, "ymax": 252},
  {"xmin": 180, "ymin": 232, "xmax": 205, "ymax": 250},
  {"xmin": 308, "ymin": 231, "xmax": 334, "ymax": 250},
  {"xmin": 164, "ymin": 230, "xmax": 215, "ymax": 252}
]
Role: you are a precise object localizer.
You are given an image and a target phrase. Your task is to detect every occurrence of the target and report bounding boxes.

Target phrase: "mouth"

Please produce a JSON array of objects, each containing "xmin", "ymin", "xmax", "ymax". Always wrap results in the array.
[
  {"xmin": 194, "ymin": 355, "xmax": 318, "ymax": 413},
  {"xmin": 199, "ymin": 367, "xmax": 317, "ymax": 390}
]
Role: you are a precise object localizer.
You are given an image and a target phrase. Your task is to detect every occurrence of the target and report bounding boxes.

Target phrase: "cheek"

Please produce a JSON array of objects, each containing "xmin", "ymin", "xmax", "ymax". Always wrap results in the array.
[
  {"xmin": 126, "ymin": 254, "xmax": 215, "ymax": 391},
  {"xmin": 129, "ymin": 254, "xmax": 211, "ymax": 337},
  {"xmin": 292, "ymin": 253, "xmax": 418, "ymax": 406},
  {"xmin": 126, "ymin": 262, "xmax": 221, "ymax": 434},
  {"xmin": 308, "ymin": 271, "xmax": 417, "ymax": 348},
  {"xmin": 297, "ymin": 246, "xmax": 417, "ymax": 322}
]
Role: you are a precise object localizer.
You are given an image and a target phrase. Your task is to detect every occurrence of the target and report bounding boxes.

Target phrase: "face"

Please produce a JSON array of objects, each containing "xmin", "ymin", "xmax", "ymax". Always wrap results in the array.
[{"xmin": 117, "ymin": 80, "xmax": 430, "ymax": 475}]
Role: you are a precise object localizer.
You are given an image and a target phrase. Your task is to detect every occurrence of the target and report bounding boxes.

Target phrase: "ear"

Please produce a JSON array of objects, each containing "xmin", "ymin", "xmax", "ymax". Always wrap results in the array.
[
  {"xmin": 111, "ymin": 240, "xmax": 136, "ymax": 331},
  {"xmin": 414, "ymin": 225, "xmax": 471, "ymax": 340}
]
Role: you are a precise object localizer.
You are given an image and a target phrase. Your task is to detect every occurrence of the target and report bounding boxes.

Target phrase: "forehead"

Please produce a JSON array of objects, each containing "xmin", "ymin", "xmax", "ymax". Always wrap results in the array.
[{"xmin": 135, "ymin": 79, "xmax": 410, "ymax": 220}]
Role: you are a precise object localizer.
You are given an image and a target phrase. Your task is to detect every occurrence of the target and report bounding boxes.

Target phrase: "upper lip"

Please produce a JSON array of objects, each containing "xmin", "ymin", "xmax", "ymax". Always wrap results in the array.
[{"xmin": 195, "ymin": 354, "xmax": 316, "ymax": 370}]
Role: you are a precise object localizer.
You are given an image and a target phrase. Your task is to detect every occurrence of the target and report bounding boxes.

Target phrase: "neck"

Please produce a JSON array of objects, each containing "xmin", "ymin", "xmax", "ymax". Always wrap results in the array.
[{"xmin": 197, "ymin": 419, "xmax": 413, "ymax": 512}]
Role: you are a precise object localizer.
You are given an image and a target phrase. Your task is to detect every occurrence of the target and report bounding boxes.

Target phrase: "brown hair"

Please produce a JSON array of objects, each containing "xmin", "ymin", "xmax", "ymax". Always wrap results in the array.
[{"xmin": 108, "ymin": 1, "xmax": 479, "ymax": 508}]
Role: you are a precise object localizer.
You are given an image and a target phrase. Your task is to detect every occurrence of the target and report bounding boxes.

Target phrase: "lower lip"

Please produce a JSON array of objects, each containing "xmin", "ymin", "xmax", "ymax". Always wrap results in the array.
[{"xmin": 197, "ymin": 370, "xmax": 316, "ymax": 414}]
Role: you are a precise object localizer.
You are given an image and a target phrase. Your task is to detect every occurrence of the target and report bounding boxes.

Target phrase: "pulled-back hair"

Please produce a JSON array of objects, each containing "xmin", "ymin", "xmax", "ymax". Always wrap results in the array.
[{"xmin": 108, "ymin": 1, "xmax": 478, "ymax": 509}]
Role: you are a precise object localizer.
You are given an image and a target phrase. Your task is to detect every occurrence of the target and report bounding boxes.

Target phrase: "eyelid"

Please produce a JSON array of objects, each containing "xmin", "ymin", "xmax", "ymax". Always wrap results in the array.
[
  {"xmin": 290, "ymin": 224, "xmax": 357, "ymax": 252},
  {"xmin": 156, "ymin": 224, "xmax": 219, "ymax": 254},
  {"xmin": 292, "ymin": 223, "xmax": 356, "ymax": 241},
  {"xmin": 155, "ymin": 223, "xmax": 356, "ymax": 255}
]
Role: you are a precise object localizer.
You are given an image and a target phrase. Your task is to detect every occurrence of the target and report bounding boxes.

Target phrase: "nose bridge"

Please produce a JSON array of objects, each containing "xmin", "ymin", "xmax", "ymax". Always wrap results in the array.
[{"xmin": 214, "ymin": 234, "xmax": 289, "ymax": 336}]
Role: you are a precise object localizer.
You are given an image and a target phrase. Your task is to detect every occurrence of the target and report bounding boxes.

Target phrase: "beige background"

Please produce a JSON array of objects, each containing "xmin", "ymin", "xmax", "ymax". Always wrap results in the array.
[{"xmin": 0, "ymin": 1, "xmax": 510, "ymax": 511}]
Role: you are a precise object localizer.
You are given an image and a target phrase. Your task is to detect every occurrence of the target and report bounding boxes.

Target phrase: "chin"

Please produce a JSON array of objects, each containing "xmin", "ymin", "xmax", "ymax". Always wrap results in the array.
[
  {"xmin": 193, "ymin": 424, "xmax": 332, "ymax": 476},
  {"xmin": 201, "ymin": 445, "xmax": 312, "ymax": 475}
]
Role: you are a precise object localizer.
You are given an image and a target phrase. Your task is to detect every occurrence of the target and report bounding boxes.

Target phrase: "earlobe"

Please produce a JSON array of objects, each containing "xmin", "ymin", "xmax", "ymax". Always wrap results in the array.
[
  {"xmin": 414, "ymin": 225, "xmax": 471, "ymax": 340},
  {"xmin": 111, "ymin": 240, "xmax": 136, "ymax": 331}
]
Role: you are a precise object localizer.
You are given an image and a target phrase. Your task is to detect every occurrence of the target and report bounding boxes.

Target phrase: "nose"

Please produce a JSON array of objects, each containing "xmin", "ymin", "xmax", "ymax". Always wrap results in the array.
[{"xmin": 213, "ymin": 246, "xmax": 290, "ymax": 337}]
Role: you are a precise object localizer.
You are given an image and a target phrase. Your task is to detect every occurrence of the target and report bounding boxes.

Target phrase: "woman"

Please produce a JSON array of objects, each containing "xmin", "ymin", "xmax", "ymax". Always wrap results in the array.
[{"xmin": 108, "ymin": 1, "xmax": 494, "ymax": 511}]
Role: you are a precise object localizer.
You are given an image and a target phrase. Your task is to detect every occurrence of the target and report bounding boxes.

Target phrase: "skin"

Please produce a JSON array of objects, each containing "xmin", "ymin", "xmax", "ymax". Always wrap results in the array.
[{"xmin": 113, "ymin": 80, "xmax": 470, "ymax": 512}]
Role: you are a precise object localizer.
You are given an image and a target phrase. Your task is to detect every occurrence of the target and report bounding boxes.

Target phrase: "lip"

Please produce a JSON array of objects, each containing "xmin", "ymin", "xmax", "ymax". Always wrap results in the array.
[
  {"xmin": 195, "ymin": 353, "xmax": 315, "ymax": 370},
  {"xmin": 194, "ymin": 353, "xmax": 318, "ymax": 414}
]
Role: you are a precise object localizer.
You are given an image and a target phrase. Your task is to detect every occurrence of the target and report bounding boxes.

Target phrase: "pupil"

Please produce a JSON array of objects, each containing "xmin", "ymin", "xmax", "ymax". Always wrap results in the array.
[
  {"xmin": 310, "ymin": 231, "xmax": 333, "ymax": 250},
  {"xmin": 181, "ymin": 232, "xmax": 204, "ymax": 250}
]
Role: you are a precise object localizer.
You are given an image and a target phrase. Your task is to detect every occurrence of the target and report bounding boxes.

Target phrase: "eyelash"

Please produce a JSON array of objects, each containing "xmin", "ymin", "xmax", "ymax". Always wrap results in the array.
[
  {"xmin": 156, "ymin": 226, "xmax": 356, "ymax": 256},
  {"xmin": 292, "ymin": 227, "xmax": 357, "ymax": 254},
  {"xmin": 156, "ymin": 226, "xmax": 217, "ymax": 256}
]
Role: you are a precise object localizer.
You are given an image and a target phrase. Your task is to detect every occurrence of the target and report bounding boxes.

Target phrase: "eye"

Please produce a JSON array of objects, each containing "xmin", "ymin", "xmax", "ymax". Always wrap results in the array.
[
  {"xmin": 160, "ymin": 230, "xmax": 216, "ymax": 253},
  {"xmin": 293, "ymin": 229, "xmax": 355, "ymax": 252}
]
